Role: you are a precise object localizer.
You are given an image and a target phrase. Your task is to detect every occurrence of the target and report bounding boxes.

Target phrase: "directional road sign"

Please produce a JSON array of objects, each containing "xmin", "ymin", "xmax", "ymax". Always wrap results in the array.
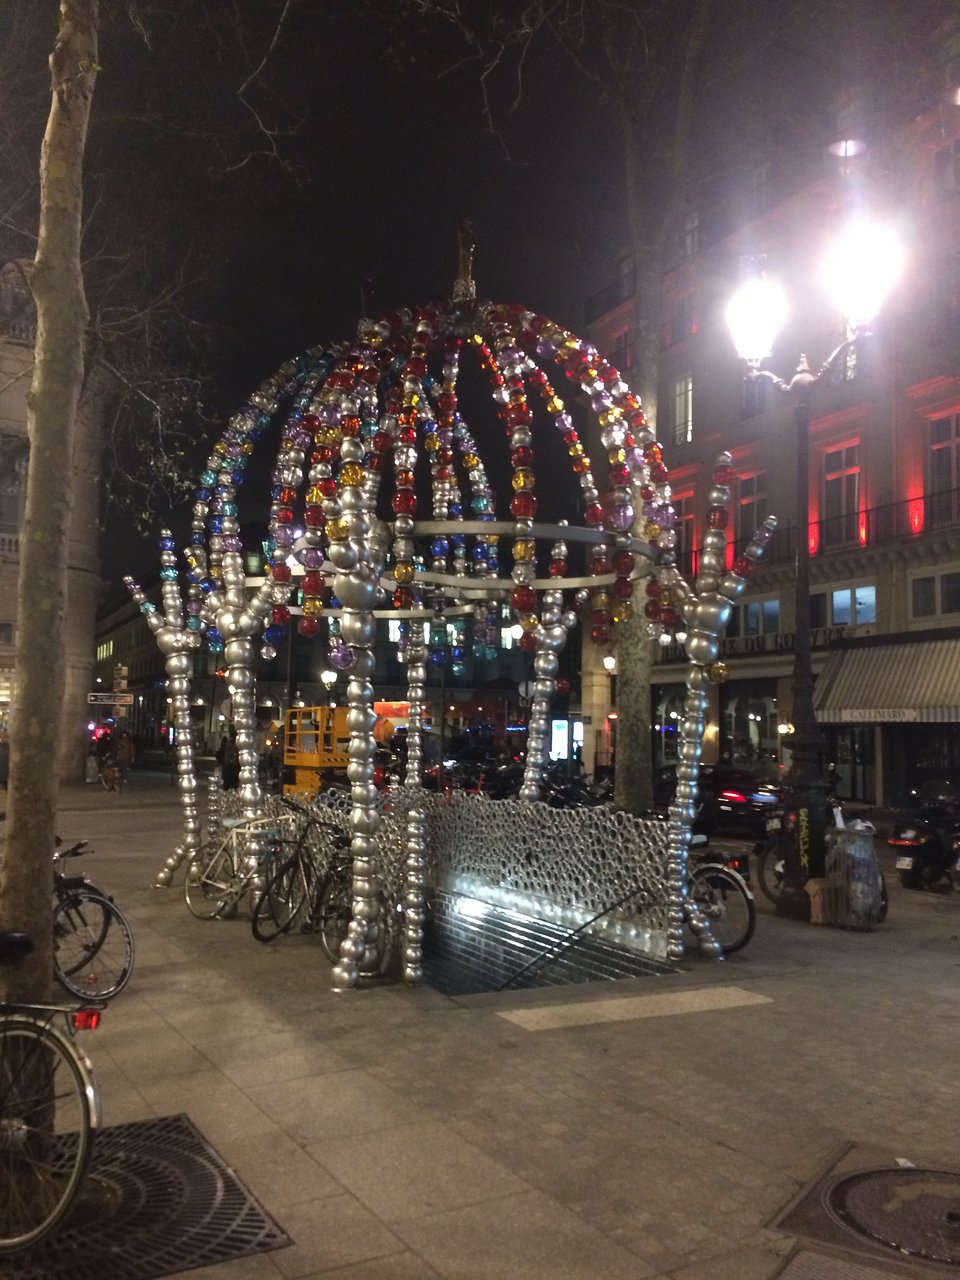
[{"xmin": 88, "ymin": 692, "xmax": 134, "ymax": 705}]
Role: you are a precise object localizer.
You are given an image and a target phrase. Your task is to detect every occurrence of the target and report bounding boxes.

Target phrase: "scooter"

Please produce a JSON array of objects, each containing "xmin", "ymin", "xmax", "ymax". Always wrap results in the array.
[{"xmin": 888, "ymin": 808, "xmax": 960, "ymax": 890}]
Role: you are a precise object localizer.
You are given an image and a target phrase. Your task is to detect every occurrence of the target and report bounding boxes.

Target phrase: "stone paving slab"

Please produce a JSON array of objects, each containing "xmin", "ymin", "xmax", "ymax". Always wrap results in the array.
[{"xmin": 40, "ymin": 780, "xmax": 960, "ymax": 1278}]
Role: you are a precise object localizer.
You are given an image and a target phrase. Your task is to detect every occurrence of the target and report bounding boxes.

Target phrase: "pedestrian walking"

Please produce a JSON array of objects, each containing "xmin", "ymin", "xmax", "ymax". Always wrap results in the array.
[
  {"xmin": 217, "ymin": 726, "xmax": 240, "ymax": 790},
  {"xmin": 115, "ymin": 729, "xmax": 135, "ymax": 781}
]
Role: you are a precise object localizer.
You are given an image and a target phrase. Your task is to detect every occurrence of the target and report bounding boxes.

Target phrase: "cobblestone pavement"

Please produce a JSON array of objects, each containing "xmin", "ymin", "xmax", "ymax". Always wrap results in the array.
[{"xmin": 43, "ymin": 775, "xmax": 960, "ymax": 1279}]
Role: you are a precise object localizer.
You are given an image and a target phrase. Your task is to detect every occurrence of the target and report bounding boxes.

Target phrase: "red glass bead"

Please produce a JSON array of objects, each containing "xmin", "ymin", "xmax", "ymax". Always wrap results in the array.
[
  {"xmin": 399, "ymin": 425, "xmax": 416, "ymax": 444},
  {"xmin": 272, "ymin": 606, "xmax": 290, "ymax": 623},
  {"xmin": 609, "ymin": 463, "xmax": 630, "ymax": 486},
  {"xmin": 270, "ymin": 564, "xmax": 291, "ymax": 583},
  {"xmin": 511, "ymin": 446, "xmax": 534, "ymax": 467},
  {"xmin": 278, "ymin": 487, "xmax": 296, "ymax": 504},
  {"xmin": 660, "ymin": 607, "xmax": 679, "ymax": 627},
  {"xmin": 644, "ymin": 600, "xmax": 661, "ymax": 619},
  {"xmin": 394, "ymin": 586, "xmax": 413, "ymax": 608},
  {"xmin": 319, "ymin": 477, "xmax": 337, "ymax": 496},
  {"xmin": 707, "ymin": 506, "xmax": 729, "ymax": 529},
  {"xmin": 392, "ymin": 490, "xmax": 417, "ymax": 515},
  {"xmin": 592, "ymin": 608, "xmax": 611, "ymax": 627},
  {"xmin": 612, "ymin": 577, "xmax": 634, "ymax": 600},
  {"xmin": 510, "ymin": 585, "xmax": 537, "ymax": 613},
  {"xmin": 304, "ymin": 508, "xmax": 325, "ymax": 528},
  {"xmin": 556, "ymin": 678, "xmax": 571, "ymax": 695},
  {"xmin": 511, "ymin": 493, "xmax": 538, "ymax": 518},
  {"xmin": 396, "ymin": 470, "xmax": 414, "ymax": 488},
  {"xmin": 584, "ymin": 503, "xmax": 604, "ymax": 526},
  {"xmin": 612, "ymin": 550, "xmax": 634, "ymax": 575},
  {"xmin": 274, "ymin": 507, "xmax": 292, "ymax": 525},
  {"xmin": 714, "ymin": 466, "xmax": 734, "ymax": 485},
  {"xmin": 645, "ymin": 579, "xmax": 662, "ymax": 598},
  {"xmin": 548, "ymin": 558, "xmax": 567, "ymax": 577},
  {"xmin": 507, "ymin": 406, "xmax": 532, "ymax": 426},
  {"xmin": 590, "ymin": 624, "xmax": 610, "ymax": 646},
  {"xmin": 518, "ymin": 632, "xmax": 537, "ymax": 653},
  {"xmin": 302, "ymin": 571, "xmax": 324, "ymax": 595},
  {"xmin": 436, "ymin": 392, "xmax": 457, "ymax": 413},
  {"xmin": 298, "ymin": 617, "xmax": 321, "ymax": 637},
  {"xmin": 733, "ymin": 556, "xmax": 755, "ymax": 577},
  {"xmin": 373, "ymin": 431, "xmax": 392, "ymax": 452},
  {"xmin": 591, "ymin": 556, "xmax": 609, "ymax": 576}
]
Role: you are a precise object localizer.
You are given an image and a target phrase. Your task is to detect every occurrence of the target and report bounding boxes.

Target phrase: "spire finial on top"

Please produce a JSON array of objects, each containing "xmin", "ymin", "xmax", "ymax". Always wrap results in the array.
[{"xmin": 453, "ymin": 219, "xmax": 476, "ymax": 302}]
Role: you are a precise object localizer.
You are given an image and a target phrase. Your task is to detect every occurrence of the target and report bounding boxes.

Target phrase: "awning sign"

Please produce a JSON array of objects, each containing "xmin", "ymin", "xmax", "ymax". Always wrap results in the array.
[{"xmin": 837, "ymin": 708, "xmax": 916, "ymax": 722}]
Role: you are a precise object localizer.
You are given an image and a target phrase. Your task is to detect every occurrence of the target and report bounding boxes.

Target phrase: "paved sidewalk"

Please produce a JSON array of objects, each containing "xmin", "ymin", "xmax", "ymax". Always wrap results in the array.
[{"xmin": 50, "ymin": 777, "xmax": 960, "ymax": 1279}]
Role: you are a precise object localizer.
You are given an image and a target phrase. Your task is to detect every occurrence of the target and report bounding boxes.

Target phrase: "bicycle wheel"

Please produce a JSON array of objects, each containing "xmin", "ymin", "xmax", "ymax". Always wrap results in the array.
[
  {"xmin": 0, "ymin": 1015, "xmax": 96, "ymax": 1253},
  {"xmin": 184, "ymin": 842, "xmax": 236, "ymax": 919},
  {"xmin": 53, "ymin": 894, "xmax": 135, "ymax": 1001},
  {"xmin": 317, "ymin": 871, "xmax": 352, "ymax": 964},
  {"xmin": 251, "ymin": 852, "xmax": 317, "ymax": 942},
  {"xmin": 689, "ymin": 865, "xmax": 756, "ymax": 954},
  {"xmin": 754, "ymin": 836, "xmax": 787, "ymax": 906}
]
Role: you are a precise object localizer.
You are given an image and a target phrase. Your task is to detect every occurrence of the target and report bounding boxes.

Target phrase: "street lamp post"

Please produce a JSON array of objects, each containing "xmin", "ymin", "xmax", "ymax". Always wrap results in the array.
[{"xmin": 726, "ymin": 221, "xmax": 903, "ymax": 919}]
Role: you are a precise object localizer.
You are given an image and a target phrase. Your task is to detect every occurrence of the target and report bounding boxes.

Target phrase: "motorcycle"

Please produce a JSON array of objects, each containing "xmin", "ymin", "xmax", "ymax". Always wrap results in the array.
[{"xmin": 887, "ymin": 806, "xmax": 960, "ymax": 891}]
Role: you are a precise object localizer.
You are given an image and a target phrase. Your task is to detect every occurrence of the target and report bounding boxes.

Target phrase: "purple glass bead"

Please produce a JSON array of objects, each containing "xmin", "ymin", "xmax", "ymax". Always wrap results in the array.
[
  {"xmin": 535, "ymin": 340, "xmax": 555, "ymax": 359},
  {"xmin": 591, "ymin": 392, "xmax": 612, "ymax": 413},
  {"xmin": 319, "ymin": 405, "xmax": 341, "ymax": 427},
  {"xmin": 624, "ymin": 447, "xmax": 644, "ymax": 470},
  {"xmin": 553, "ymin": 412, "xmax": 573, "ymax": 432},
  {"xmin": 608, "ymin": 502, "xmax": 635, "ymax": 532},
  {"xmin": 328, "ymin": 643, "xmax": 357, "ymax": 672},
  {"xmin": 300, "ymin": 547, "xmax": 324, "ymax": 568}
]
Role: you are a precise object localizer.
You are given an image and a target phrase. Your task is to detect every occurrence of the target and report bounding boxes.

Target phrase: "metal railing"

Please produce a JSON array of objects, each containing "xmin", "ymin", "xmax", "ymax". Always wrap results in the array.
[{"xmin": 676, "ymin": 487, "xmax": 960, "ymax": 577}]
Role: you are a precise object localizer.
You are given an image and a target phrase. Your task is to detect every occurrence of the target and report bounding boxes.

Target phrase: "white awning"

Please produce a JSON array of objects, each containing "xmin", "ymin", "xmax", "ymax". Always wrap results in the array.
[{"xmin": 814, "ymin": 639, "xmax": 960, "ymax": 723}]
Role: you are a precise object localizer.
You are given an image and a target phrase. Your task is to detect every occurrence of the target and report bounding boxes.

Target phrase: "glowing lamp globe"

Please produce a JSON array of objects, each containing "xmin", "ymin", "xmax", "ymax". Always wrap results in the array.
[
  {"xmin": 725, "ymin": 277, "xmax": 788, "ymax": 364},
  {"xmin": 819, "ymin": 220, "xmax": 903, "ymax": 328}
]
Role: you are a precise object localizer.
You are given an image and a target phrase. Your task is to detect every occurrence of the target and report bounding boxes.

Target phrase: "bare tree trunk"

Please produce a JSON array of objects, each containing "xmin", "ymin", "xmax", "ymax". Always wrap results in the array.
[
  {"xmin": 0, "ymin": 0, "xmax": 98, "ymax": 1001},
  {"xmin": 611, "ymin": 0, "xmax": 713, "ymax": 816}
]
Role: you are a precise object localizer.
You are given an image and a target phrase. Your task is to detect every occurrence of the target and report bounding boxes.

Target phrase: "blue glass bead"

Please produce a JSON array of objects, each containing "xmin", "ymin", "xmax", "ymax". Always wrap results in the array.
[
  {"xmin": 471, "ymin": 496, "xmax": 489, "ymax": 513},
  {"xmin": 429, "ymin": 648, "xmax": 448, "ymax": 667},
  {"xmin": 451, "ymin": 662, "xmax": 465, "ymax": 676},
  {"xmin": 449, "ymin": 502, "xmax": 462, "ymax": 517},
  {"xmin": 451, "ymin": 534, "xmax": 465, "ymax": 548},
  {"xmin": 450, "ymin": 645, "xmax": 463, "ymax": 660},
  {"xmin": 484, "ymin": 644, "xmax": 497, "ymax": 660},
  {"xmin": 221, "ymin": 502, "xmax": 237, "ymax": 517},
  {"xmin": 159, "ymin": 536, "xmax": 175, "ymax": 551},
  {"xmin": 195, "ymin": 488, "xmax": 211, "ymax": 503},
  {"xmin": 186, "ymin": 615, "xmax": 203, "ymax": 631},
  {"xmin": 140, "ymin": 602, "xmax": 157, "ymax": 615},
  {"xmin": 190, "ymin": 532, "xmax": 204, "ymax": 545},
  {"xmin": 160, "ymin": 567, "xmax": 178, "ymax": 581},
  {"xmin": 208, "ymin": 639, "xmax": 224, "ymax": 653},
  {"xmin": 329, "ymin": 596, "xmax": 340, "ymax": 610},
  {"xmin": 265, "ymin": 624, "xmax": 286, "ymax": 645},
  {"xmin": 207, "ymin": 628, "xmax": 222, "ymax": 645},
  {"xmin": 200, "ymin": 470, "xmax": 216, "ymax": 486},
  {"xmin": 431, "ymin": 538, "xmax": 449, "ymax": 556},
  {"xmin": 477, "ymin": 511, "xmax": 495, "ymax": 522},
  {"xmin": 200, "ymin": 579, "xmax": 216, "ymax": 594},
  {"xmin": 210, "ymin": 517, "xmax": 223, "ymax": 534},
  {"xmin": 472, "ymin": 641, "xmax": 486, "ymax": 658},
  {"xmin": 231, "ymin": 470, "xmax": 245, "ymax": 485}
]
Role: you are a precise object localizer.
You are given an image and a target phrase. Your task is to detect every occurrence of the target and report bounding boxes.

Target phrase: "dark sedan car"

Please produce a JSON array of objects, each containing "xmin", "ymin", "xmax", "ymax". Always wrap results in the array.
[{"xmin": 654, "ymin": 763, "xmax": 781, "ymax": 835}]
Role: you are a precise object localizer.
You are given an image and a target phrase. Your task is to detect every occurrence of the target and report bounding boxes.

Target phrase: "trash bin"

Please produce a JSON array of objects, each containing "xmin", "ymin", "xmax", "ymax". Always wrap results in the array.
[{"xmin": 821, "ymin": 828, "xmax": 885, "ymax": 928}]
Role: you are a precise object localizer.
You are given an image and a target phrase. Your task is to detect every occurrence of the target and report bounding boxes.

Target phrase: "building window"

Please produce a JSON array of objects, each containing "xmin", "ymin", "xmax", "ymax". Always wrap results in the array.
[
  {"xmin": 611, "ymin": 328, "xmax": 632, "ymax": 372},
  {"xmin": 681, "ymin": 210, "xmax": 699, "ymax": 259},
  {"xmin": 736, "ymin": 473, "xmax": 767, "ymax": 548},
  {"xmin": 822, "ymin": 444, "xmax": 860, "ymax": 548},
  {"xmin": 912, "ymin": 576, "xmax": 936, "ymax": 617},
  {"xmin": 935, "ymin": 251, "xmax": 960, "ymax": 323},
  {"xmin": 741, "ymin": 375, "xmax": 768, "ymax": 419},
  {"xmin": 0, "ymin": 622, "xmax": 11, "ymax": 646},
  {"xmin": 672, "ymin": 374, "xmax": 693, "ymax": 446},
  {"xmin": 673, "ymin": 492, "xmax": 696, "ymax": 575},
  {"xmin": 727, "ymin": 596, "xmax": 779, "ymax": 638},
  {"xmin": 810, "ymin": 584, "xmax": 875, "ymax": 627},
  {"xmin": 661, "ymin": 291, "xmax": 696, "ymax": 348},
  {"xmin": 909, "ymin": 567, "xmax": 960, "ymax": 619},
  {"xmin": 928, "ymin": 414, "xmax": 960, "ymax": 528}
]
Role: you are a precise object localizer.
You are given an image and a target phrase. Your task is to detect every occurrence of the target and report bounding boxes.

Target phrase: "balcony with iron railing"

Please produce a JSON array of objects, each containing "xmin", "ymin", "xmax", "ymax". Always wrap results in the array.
[
  {"xmin": 0, "ymin": 523, "xmax": 19, "ymax": 556},
  {"xmin": 676, "ymin": 487, "xmax": 960, "ymax": 578}
]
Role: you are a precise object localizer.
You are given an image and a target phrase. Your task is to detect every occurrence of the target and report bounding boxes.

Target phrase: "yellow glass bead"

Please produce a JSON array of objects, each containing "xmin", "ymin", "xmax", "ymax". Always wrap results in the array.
[
  {"xmin": 464, "ymin": 453, "xmax": 479, "ymax": 469},
  {"xmin": 568, "ymin": 441, "xmax": 584, "ymax": 458},
  {"xmin": 611, "ymin": 601, "xmax": 633, "ymax": 623},
  {"xmin": 303, "ymin": 598, "xmax": 324, "ymax": 618},
  {"xmin": 608, "ymin": 447, "xmax": 626, "ymax": 464},
  {"xmin": 546, "ymin": 396, "xmax": 564, "ymax": 414},
  {"xmin": 209, "ymin": 565, "xmax": 222, "ymax": 580},
  {"xmin": 393, "ymin": 562, "xmax": 415, "ymax": 584},
  {"xmin": 512, "ymin": 468, "xmax": 535, "ymax": 491},
  {"xmin": 513, "ymin": 540, "xmax": 535, "ymax": 560},
  {"xmin": 242, "ymin": 441, "xmax": 254, "ymax": 455},
  {"xmin": 520, "ymin": 613, "xmax": 539, "ymax": 632},
  {"xmin": 593, "ymin": 590, "xmax": 609, "ymax": 607},
  {"xmin": 306, "ymin": 486, "xmax": 324, "ymax": 505},
  {"xmin": 327, "ymin": 517, "xmax": 349, "ymax": 541},
  {"xmin": 340, "ymin": 464, "xmax": 363, "ymax": 486},
  {"xmin": 424, "ymin": 435, "xmax": 439, "ymax": 451},
  {"xmin": 214, "ymin": 441, "xmax": 228, "ymax": 455},
  {"xmin": 644, "ymin": 521, "xmax": 661, "ymax": 539},
  {"xmin": 660, "ymin": 589, "xmax": 673, "ymax": 606},
  {"xmin": 707, "ymin": 661, "xmax": 729, "ymax": 683}
]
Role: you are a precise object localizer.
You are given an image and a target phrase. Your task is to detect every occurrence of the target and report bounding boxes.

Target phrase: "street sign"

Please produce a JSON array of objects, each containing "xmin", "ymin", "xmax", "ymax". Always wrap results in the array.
[{"xmin": 88, "ymin": 692, "xmax": 134, "ymax": 705}]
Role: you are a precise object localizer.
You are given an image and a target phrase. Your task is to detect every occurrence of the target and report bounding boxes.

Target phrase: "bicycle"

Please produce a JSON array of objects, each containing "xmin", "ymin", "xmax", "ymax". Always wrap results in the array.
[
  {"xmin": 687, "ymin": 839, "xmax": 756, "ymax": 953},
  {"xmin": 184, "ymin": 811, "xmax": 293, "ymax": 920},
  {"xmin": 52, "ymin": 841, "xmax": 135, "ymax": 1002},
  {"xmin": 251, "ymin": 796, "xmax": 351, "ymax": 959},
  {"xmin": 0, "ymin": 931, "xmax": 102, "ymax": 1254}
]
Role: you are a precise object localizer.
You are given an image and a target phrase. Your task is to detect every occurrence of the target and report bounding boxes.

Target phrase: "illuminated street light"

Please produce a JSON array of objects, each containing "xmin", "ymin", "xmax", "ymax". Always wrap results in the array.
[{"xmin": 726, "ymin": 220, "xmax": 902, "ymax": 919}]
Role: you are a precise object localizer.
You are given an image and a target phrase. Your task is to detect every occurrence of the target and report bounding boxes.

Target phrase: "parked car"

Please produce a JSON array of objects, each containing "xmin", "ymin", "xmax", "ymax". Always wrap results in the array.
[{"xmin": 654, "ymin": 763, "xmax": 781, "ymax": 835}]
